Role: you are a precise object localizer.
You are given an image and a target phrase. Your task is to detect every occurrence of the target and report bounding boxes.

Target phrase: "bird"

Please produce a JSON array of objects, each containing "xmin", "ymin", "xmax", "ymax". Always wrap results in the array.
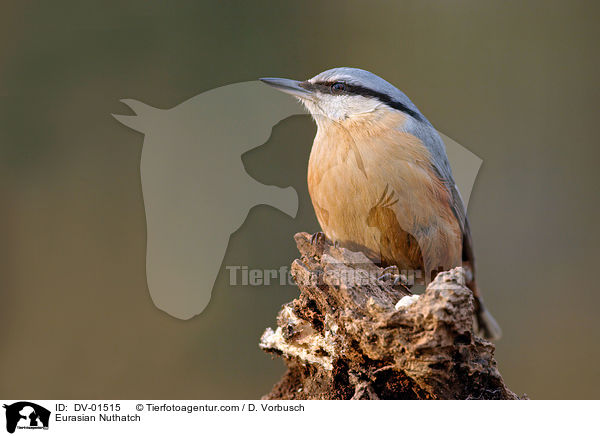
[{"xmin": 260, "ymin": 67, "xmax": 501, "ymax": 340}]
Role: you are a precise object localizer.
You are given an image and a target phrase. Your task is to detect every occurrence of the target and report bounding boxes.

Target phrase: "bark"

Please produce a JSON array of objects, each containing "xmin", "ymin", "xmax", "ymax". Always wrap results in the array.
[{"xmin": 260, "ymin": 232, "xmax": 519, "ymax": 400}]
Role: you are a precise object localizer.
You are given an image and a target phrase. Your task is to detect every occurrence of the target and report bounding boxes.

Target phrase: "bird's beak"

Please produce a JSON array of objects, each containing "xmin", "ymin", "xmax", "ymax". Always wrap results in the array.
[{"xmin": 259, "ymin": 77, "xmax": 313, "ymax": 100}]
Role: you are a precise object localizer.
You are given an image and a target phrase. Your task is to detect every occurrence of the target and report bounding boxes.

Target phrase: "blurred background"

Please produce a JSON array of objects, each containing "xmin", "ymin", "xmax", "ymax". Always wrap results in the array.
[{"xmin": 1, "ymin": 0, "xmax": 598, "ymax": 399}]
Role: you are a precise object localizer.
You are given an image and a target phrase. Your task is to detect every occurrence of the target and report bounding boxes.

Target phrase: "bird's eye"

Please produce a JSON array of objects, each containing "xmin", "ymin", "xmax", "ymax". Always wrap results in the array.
[{"xmin": 331, "ymin": 82, "xmax": 346, "ymax": 94}]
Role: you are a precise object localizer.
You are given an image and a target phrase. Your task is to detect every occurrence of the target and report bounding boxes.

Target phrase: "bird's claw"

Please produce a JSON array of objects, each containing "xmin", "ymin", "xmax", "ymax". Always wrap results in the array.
[
  {"xmin": 377, "ymin": 265, "xmax": 411, "ymax": 293},
  {"xmin": 392, "ymin": 275, "xmax": 408, "ymax": 286},
  {"xmin": 310, "ymin": 231, "xmax": 326, "ymax": 245},
  {"xmin": 377, "ymin": 265, "xmax": 399, "ymax": 281}
]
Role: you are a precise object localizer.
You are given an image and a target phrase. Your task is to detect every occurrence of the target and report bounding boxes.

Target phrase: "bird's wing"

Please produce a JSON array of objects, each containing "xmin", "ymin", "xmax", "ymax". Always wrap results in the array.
[
  {"xmin": 426, "ymin": 129, "xmax": 479, "ymax": 294},
  {"xmin": 405, "ymin": 123, "xmax": 464, "ymax": 220},
  {"xmin": 405, "ymin": 121, "xmax": 474, "ymax": 266}
]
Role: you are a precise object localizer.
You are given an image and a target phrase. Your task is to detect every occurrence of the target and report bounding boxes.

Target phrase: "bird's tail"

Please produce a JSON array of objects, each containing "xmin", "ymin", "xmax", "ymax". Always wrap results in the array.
[
  {"xmin": 474, "ymin": 298, "xmax": 502, "ymax": 341},
  {"xmin": 461, "ymin": 218, "xmax": 501, "ymax": 340}
]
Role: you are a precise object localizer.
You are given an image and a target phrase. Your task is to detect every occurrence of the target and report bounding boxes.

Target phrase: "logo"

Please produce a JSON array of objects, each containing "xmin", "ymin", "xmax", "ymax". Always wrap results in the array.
[
  {"xmin": 3, "ymin": 402, "xmax": 50, "ymax": 434},
  {"xmin": 112, "ymin": 81, "xmax": 482, "ymax": 320}
]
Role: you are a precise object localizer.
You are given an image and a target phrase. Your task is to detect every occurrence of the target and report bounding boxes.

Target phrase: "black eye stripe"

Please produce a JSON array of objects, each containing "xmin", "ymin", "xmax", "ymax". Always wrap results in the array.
[{"xmin": 300, "ymin": 80, "xmax": 422, "ymax": 121}]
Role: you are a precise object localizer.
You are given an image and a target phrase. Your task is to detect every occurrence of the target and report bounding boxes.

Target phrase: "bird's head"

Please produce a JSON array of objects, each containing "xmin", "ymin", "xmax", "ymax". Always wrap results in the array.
[{"xmin": 260, "ymin": 67, "xmax": 423, "ymax": 127}]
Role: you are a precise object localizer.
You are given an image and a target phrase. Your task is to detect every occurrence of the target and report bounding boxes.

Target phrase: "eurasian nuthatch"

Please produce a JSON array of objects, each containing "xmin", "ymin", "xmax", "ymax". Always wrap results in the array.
[{"xmin": 261, "ymin": 67, "xmax": 501, "ymax": 340}]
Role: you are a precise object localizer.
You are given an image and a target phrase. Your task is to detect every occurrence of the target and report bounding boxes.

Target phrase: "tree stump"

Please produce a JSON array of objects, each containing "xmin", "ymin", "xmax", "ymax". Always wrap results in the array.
[{"xmin": 260, "ymin": 232, "xmax": 519, "ymax": 400}]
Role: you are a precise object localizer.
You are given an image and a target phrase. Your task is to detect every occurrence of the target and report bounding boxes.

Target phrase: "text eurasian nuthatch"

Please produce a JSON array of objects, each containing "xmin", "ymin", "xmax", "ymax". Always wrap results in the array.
[{"xmin": 261, "ymin": 68, "xmax": 501, "ymax": 340}]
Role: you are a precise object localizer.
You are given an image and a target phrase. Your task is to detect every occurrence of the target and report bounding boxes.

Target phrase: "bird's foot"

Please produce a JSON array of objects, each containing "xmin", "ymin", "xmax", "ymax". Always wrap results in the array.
[
  {"xmin": 377, "ymin": 265, "xmax": 399, "ymax": 282},
  {"xmin": 310, "ymin": 231, "xmax": 326, "ymax": 245},
  {"xmin": 392, "ymin": 274, "xmax": 410, "ymax": 287},
  {"xmin": 378, "ymin": 265, "xmax": 411, "ymax": 293}
]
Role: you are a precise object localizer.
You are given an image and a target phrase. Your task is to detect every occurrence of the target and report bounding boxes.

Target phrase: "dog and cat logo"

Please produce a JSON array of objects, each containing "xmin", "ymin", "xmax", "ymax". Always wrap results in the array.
[{"xmin": 3, "ymin": 402, "xmax": 50, "ymax": 433}]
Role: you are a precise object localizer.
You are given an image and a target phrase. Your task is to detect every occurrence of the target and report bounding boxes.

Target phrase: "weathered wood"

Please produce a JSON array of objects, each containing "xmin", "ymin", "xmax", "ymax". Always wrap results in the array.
[{"xmin": 260, "ymin": 232, "xmax": 519, "ymax": 400}]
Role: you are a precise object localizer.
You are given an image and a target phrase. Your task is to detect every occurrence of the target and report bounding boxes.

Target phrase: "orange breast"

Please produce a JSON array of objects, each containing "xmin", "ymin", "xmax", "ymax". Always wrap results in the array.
[{"xmin": 307, "ymin": 109, "xmax": 462, "ymax": 281}]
